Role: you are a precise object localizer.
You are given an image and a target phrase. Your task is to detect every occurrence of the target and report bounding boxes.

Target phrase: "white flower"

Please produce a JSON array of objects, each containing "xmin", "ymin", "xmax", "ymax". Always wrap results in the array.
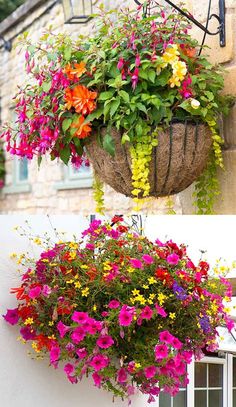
[{"xmin": 190, "ymin": 99, "xmax": 200, "ymax": 109}]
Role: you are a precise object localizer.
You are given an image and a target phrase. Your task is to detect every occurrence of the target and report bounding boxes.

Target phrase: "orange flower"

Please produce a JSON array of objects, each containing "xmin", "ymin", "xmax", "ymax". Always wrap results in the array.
[
  {"xmin": 64, "ymin": 88, "xmax": 73, "ymax": 110},
  {"xmin": 64, "ymin": 62, "xmax": 86, "ymax": 81},
  {"xmin": 71, "ymin": 115, "xmax": 92, "ymax": 139},
  {"xmin": 72, "ymin": 85, "xmax": 97, "ymax": 115}
]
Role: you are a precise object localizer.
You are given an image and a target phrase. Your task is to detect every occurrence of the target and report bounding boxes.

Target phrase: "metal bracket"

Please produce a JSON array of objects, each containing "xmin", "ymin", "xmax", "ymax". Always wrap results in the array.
[
  {"xmin": 0, "ymin": 35, "xmax": 12, "ymax": 52},
  {"xmin": 134, "ymin": 0, "xmax": 226, "ymax": 48}
]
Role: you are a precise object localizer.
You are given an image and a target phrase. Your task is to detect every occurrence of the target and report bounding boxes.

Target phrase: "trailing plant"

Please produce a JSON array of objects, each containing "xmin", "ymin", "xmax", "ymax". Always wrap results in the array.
[
  {"xmin": 3, "ymin": 217, "xmax": 234, "ymax": 403},
  {"xmin": 0, "ymin": 145, "xmax": 5, "ymax": 189},
  {"xmin": 1, "ymin": 1, "xmax": 233, "ymax": 212}
]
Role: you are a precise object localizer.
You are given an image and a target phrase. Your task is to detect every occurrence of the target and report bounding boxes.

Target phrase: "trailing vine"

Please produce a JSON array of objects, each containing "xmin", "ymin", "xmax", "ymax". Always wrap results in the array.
[{"xmin": 93, "ymin": 175, "xmax": 105, "ymax": 215}]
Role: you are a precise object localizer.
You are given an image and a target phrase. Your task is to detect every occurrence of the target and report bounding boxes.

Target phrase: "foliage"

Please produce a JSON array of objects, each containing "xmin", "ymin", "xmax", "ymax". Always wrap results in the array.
[
  {"xmin": 0, "ymin": 0, "xmax": 25, "ymax": 23},
  {"xmin": 1, "ymin": 1, "xmax": 233, "ymax": 212},
  {"xmin": 3, "ymin": 217, "xmax": 234, "ymax": 403}
]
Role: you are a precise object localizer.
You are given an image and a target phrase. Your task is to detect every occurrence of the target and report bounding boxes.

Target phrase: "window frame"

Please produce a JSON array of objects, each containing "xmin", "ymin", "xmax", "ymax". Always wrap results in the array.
[{"xmin": 55, "ymin": 163, "xmax": 93, "ymax": 191}]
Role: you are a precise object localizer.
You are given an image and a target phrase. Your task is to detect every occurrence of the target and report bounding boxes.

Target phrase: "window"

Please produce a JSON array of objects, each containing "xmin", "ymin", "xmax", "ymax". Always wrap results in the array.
[
  {"xmin": 55, "ymin": 162, "xmax": 93, "ymax": 190},
  {"xmin": 195, "ymin": 362, "xmax": 223, "ymax": 407},
  {"xmin": 159, "ymin": 388, "xmax": 187, "ymax": 407},
  {"xmin": 233, "ymin": 357, "xmax": 236, "ymax": 407},
  {"xmin": 3, "ymin": 156, "xmax": 30, "ymax": 194}
]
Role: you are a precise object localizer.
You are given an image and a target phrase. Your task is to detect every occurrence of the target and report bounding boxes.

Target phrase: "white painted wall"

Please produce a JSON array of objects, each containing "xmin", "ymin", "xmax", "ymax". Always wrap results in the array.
[{"xmin": 1, "ymin": 215, "xmax": 236, "ymax": 407}]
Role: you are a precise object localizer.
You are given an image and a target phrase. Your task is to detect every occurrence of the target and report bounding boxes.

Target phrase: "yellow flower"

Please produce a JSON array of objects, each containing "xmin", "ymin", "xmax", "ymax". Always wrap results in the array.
[
  {"xmin": 162, "ymin": 44, "xmax": 179, "ymax": 65},
  {"xmin": 132, "ymin": 289, "xmax": 140, "ymax": 296},
  {"xmin": 134, "ymin": 362, "xmax": 141, "ymax": 369},
  {"xmin": 33, "ymin": 238, "xmax": 42, "ymax": 245},
  {"xmin": 66, "ymin": 279, "xmax": 74, "ymax": 284},
  {"xmin": 142, "ymin": 285, "xmax": 149, "ymax": 289},
  {"xmin": 48, "ymin": 321, "xmax": 54, "ymax": 326},
  {"xmin": 93, "ymin": 305, "xmax": 97, "ymax": 311},
  {"xmin": 74, "ymin": 281, "xmax": 81, "ymax": 289},
  {"xmin": 10, "ymin": 253, "xmax": 17, "ymax": 259},
  {"xmin": 82, "ymin": 287, "xmax": 89, "ymax": 297},
  {"xmin": 24, "ymin": 317, "xmax": 34, "ymax": 325},
  {"xmin": 157, "ymin": 293, "xmax": 167, "ymax": 305},
  {"xmin": 169, "ymin": 312, "xmax": 176, "ymax": 320},
  {"xmin": 81, "ymin": 264, "xmax": 88, "ymax": 269},
  {"xmin": 127, "ymin": 267, "xmax": 135, "ymax": 273},
  {"xmin": 32, "ymin": 342, "xmax": 41, "ymax": 353},
  {"xmin": 68, "ymin": 251, "xmax": 77, "ymax": 260},
  {"xmin": 148, "ymin": 277, "xmax": 157, "ymax": 285},
  {"xmin": 69, "ymin": 242, "xmax": 78, "ymax": 249}
]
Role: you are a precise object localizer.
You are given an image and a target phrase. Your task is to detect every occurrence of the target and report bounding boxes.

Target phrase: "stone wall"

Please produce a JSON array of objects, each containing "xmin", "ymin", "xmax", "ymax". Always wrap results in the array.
[{"xmin": 0, "ymin": 0, "xmax": 235, "ymax": 214}]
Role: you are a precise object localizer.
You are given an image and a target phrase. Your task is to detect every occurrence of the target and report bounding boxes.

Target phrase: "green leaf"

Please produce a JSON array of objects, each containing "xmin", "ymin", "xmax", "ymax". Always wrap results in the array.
[
  {"xmin": 98, "ymin": 90, "xmax": 115, "ymax": 101},
  {"xmin": 42, "ymin": 81, "xmax": 52, "ymax": 93},
  {"xmin": 103, "ymin": 133, "xmax": 115, "ymax": 156},
  {"xmin": 119, "ymin": 90, "xmax": 130, "ymax": 103},
  {"xmin": 84, "ymin": 107, "xmax": 104, "ymax": 123},
  {"xmin": 136, "ymin": 103, "xmax": 147, "ymax": 114},
  {"xmin": 121, "ymin": 133, "xmax": 130, "ymax": 144},
  {"xmin": 110, "ymin": 98, "xmax": 120, "ymax": 117},
  {"xmin": 64, "ymin": 47, "xmax": 72, "ymax": 61},
  {"xmin": 148, "ymin": 69, "xmax": 156, "ymax": 83},
  {"xmin": 59, "ymin": 146, "xmax": 71, "ymax": 165},
  {"xmin": 62, "ymin": 118, "xmax": 72, "ymax": 133}
]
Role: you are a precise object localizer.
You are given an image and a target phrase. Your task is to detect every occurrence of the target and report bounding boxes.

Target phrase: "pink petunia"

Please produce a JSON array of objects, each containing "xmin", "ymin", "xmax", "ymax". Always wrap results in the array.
[
  {"xmin": 89, "ymin": 354, "xmax": 110, "ymax": 371},
  {"xmin": 42, "ymin": 285, "xmax": 52, "ymax": 296},
  {"xmin": 117, "ymin": 367, "xmax": 128, "ymax": 383},
  {"xmin": 130, "ymin": 258, "xmax": 143, "ymax": 269},
  {"xmin": 71, "ymin": 326, "xmax": 86, "ymax": 344},
  {"xmin": 57, "ymin": 321, "xmax": 71, "ymax": 338},
  {"xmin": 3, "ymin": 308, "xmax": 19, "ymax": 325},
  {"xmin": 29, "ymin": 285, "xmax": 41, "ymax": 299},
  {"xmin": 142, "ymin": 254, "xmax": 154, "ymax": 264},
  {"xmin": 171, "ymin": 336, "xmax": 183, "ymax": 350},
  {"xmin": 108, "ymin": 299, "xmax": 120, "ymax": 309},
  {"xmin": 119, "ymin": 306, "xmax": 134, "ymax": 326},
  {"xmin": 96, "ymin": 335, "xmax": 114, "ymax": 349},
  {"xmin": 76, "ymin": 347, "xmax": 88, "ymax": 359},
  {"xmin": 92, "ymin": 372, "xmax": 102, "ymax": 388},
  {"xmin": 144, "ymin": 365, "xmax": 157, "ymax": 379},
  {"xmin": 154, "ymin": 344, "xmax": 168, "ymax": 360},
  {"xmin": 140, "ymin": 306, "xmax": 153, "ymax": 320},
  {"xmin": 50, "ymin": 345, "xmax": 60, "ymax": 367},
  {"xmin": 155, "ymin": 304, "xmax": 167, "ymax": 317},
  {"xmin": 71, "ymin": 311, "xmax": 89, "ymax": 324},
  {"xmin": 166, "ymin": 253, "xmax": 180, "ymax": 266},
  {"xmin": 159, "ymin": 330, "xmax": 174, "ymax": 344},
  {"xmin": 64, "ymin": 363, "xmax": 74, "ymax": 376}
]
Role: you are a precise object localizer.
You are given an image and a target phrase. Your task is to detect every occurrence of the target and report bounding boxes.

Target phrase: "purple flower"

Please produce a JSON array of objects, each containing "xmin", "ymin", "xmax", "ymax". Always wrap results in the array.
[
  {"xmin": 199, "ymin": 315, "xmax": 211, "ymax": 333},
  {"xmin": 173, "ymin": 281, "xmax": 187, "ymax": 300},
  {"xmin": 3, "ymin": 308, "xmax": 19, "ymax": 325},
  {"xmin": 20, "ymin": 326, "xmax": 36, "ymax": 340}
]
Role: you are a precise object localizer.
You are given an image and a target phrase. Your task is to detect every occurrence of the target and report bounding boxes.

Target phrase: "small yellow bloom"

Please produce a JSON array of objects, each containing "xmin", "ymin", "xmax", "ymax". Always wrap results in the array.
[
  {"xmin": 82, "ymin": 287, "xmax": 89, "ymax": 297},
  {"xmin": 148, "ymin": 277, "xmax": 157, "ymax": 285},
  {"xmin": 81, "ymin": 264, "xmax": 88, "ymax": 269},
  {"xmin": 69, "ymin": 242, "xmax": 78, "ymax": 250},
  {"xmin": 127, "ymin": 267, "xmax": 135, "ymax": 273},
  {"xmin": 132, "ymin": 289, "xmax": 140, "ymax": 296},
  {"xmin": 142, "ymin": 285, "xmax": 149, "ymax": 290},
  {"xmin": 66, "ymin": 279, "xmax": 74, "ymax": 284},
  {"xmin": 33, "ymin": 238, "xmax": 42, "ymax": 245},
  {"xmin": 93, "ymin": 305, "xmax": 97, "ymax": 311},
  {"xmin": 74, "ymin": 281, "xmax": 81, "ymax": 289},
  {"xmin": 134, "ymin": 362, "xmax": 141, "ymax": 369},
  {"xmin": 48, "ymin": 321, "xmax": 54, "ymax": 326},
  {"xmin": 32, "ymin": 342, "xmax": 41, "ymax": 353},
  {"xmin": 169, "ymin": 312, "xmax": 176, "ymax": 320},
  {"xmin": 157, "ymin": 293, "xmax": 167, "ymax": 305},
  {"xmin": 24, "ymin": 317, "xmax": 34, "ymax": 325},
  {"xmin": 10, "ymin": 253, "xmax": 17, "ymax": 259}
]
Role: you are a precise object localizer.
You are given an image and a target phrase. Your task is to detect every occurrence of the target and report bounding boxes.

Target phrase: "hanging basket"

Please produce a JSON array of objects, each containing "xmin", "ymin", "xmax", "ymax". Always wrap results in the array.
[{"xmin": 86, "ymin": 121, "xmax": 212, "ymax": 198}]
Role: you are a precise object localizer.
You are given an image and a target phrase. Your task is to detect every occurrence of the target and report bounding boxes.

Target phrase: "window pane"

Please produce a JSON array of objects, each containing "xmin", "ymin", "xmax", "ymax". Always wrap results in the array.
[
  {"xmin": 209, "ymin": 390, "xmax": 222, "ymax": 407},
  {"xmin": 233, "ymin": 389, "xmax": 236, "ymax": 407},
  {"xmin": 173, "ymin": 391, "xmax": 186, "ymax": 407},
  {"xmin": 233, "ymin": 358, "xmax": 236, "ymax": 387},
  {"xmin": 159, "ymin": 391, "xmax": 171, "ymax": 407},
  {"xmin": 195, "ymin": 390, "xmax": 207, "ymax": 407},
  {"xmin": 18, "ymin": 158, "xmax": 28, "ymax": 181},
  {"xmin": 209, "ymin": 364, "xmax": 223, "ymax": 388},
  {"xmin": 195, "ymin": 363, "xmax": 207, "ymax": 388}
]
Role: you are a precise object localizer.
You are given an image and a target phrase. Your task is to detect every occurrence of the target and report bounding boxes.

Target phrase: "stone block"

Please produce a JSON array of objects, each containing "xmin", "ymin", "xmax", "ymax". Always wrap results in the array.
[
  {"xmin": 223, "ymin": 104, "xmax": 236, "ymax": 148},
  {"xmin": 223, "ymin": 66, "xmax": 236, "ymax": 95},
  {"xmin": 214, "ymin": 149, "xmax": 236, "ymax": 214}
]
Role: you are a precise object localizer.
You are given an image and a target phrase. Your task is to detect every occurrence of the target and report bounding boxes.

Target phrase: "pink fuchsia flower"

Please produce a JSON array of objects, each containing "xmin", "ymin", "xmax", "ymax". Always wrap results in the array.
[
  {"xmin": 64, "ymin": 363, "xmax": 74, "ymax": 376},
  {"xmin": 92, "ymin": 372, "xmax": 102, "ymax": 388},
  {"xmin": 89, "ymin": 354, "xmax": 110, "ymax": 371},
  {"xmin": 57, "ymin": 321, "xmax": 71, "ymax": 338},
  {"xmin": 71, "ymin": 311, "xmax": 89, "ymax": 324},
  {"xmin": 108, "ymin": 299, "xmax": 120, "ymax": 309},
  {"xmin": 50, "ymin": 345, "xmax": 60, "ymax": 367},
  {"xmin": 154, "ymin": 344, "xmax": 169, "ymax": 360},
  {"xmin": 71, "ymin": 326, "xmax": 86, "ymax": 344},
  {"xmin": 119, "ymin": 305, "xmax": 134, "ymax": 326},
  {"xmin": 144, "ymin": 365, "xmax": 157, "ymax": 379},
  {"xmin": 76, "ymin": 347, "xmax": 87, "ymax": 359},
  {"xmin": 130, "ymin": 258, "xmax": 143, "ymax": 269},
  {"xmin": 3, "ymin": 308, "xmax": 19, "ymax": 325},
  {"xmin": 155, "ymin": 304, "xmax": 167, "ymax": 318},
  {"xmin": 42, "ymin": 285, "xmax": 52, "ymax": 296},
  {"xmin": 131, "ymin": 68, "xmax": 139, "ymax": 90},
  {"xmin": 142, "ymin": 254, "xmax": 154, "ymax": 264},
  {"xmin": 29, "ymin": 285, "xmax": 41, "ymax": 299},
  {"xmin": 117, "ymin": 58, "xmax": 125, "ymax": 70},
  {"xmin": 166, "ymin": 253, "xmax": 180, "ymax": 266},
  {"xmin": 135, "ymin": 54, "xmax": 141, "ymax": 67},
  {"xmin": 96, "ymin": 335, "xmax": 114, "ymax": 349},
  {"xmin": 117, "ymin": 367, "xmax": 128, "ymax": 383}
]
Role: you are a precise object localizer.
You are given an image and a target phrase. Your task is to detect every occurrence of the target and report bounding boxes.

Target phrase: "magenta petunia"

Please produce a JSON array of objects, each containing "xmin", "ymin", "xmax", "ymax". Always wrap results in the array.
[
  {"xmin": 3, "ymin": 308, "xmax": 19, "ymax": 325},
  {"xmin": 57, "ymin": 321, "xmax": 71, "ymax": 338},
  {"xmin": 64, "ymin": 363, "xmax": 74, "ymax": 376},
  {"xmin": 171, "ymin": 336, "xmax": 183, "ymax": 350},
  {"xmin": 155, "ymin": 304, "xmax": 167, "ymax": 318},
  {"xmin": 89, "ymin": 354, "xmax": 110, "ymax": 371},
  {"xmin": 76, "ymin": 347, "xmax": 87, "ymax": 359},
  {"xmin": 159, "ymin": 330, "xmax": 174, "ymax": 344},
  {"xmin": 96, "ymin": 335, "xmax": 114, "ymax": 349},
  {"xmin": 142, "ymin": 254, "xmax": 154, "ymax": 264},
  {"xmin": 154, "ymin": 344, "xmax": 169, "ymax": 360},
  {"xmin": 71, "ymin": 311, "xmax": 89, "ymax": 324},
  {"xmin": 129, "ymin": 258, "xmax": 143, "ymax": 269},
  {"xmin": 29, "ymin": 285, "xmax": 41, "ymax": 299},
  {"xmin": 42, "ymin": 285, "xmax": 52, "ymax": 296},
  {"xmin": 144, "ymin": 365, "xmax": 157, "ymax": 379},
  {"xmin": 92, "ymin": 372, "xmax": 102, "ymax": 388},
  {"xmin": 20, "ymin": 326, "xmax": 36, "ymax": 340},
  {"xmin": 166, "ymin": 253, "xmax": 180, "ymax": 266},
  {"xmin": 108, "ymin": 299, "xmax": 120, "ymax": 309},
  {"xmin": 119, "ymin": 306, "xmax": 134, "ymax": 326},
  {"xmin": 117, "ymin": 367, "xmax": 128, "ymax": 383},
  {"xmin": 71, "ymin": 326, "xmax": 86, "ymax": 344},
  {"xmin": 50, "ymin": 345, "xmax": 60, "ymax": 367},
  {"xmin": 140, "ymin": 306, "xmax": 153, "ymax": 320}
]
